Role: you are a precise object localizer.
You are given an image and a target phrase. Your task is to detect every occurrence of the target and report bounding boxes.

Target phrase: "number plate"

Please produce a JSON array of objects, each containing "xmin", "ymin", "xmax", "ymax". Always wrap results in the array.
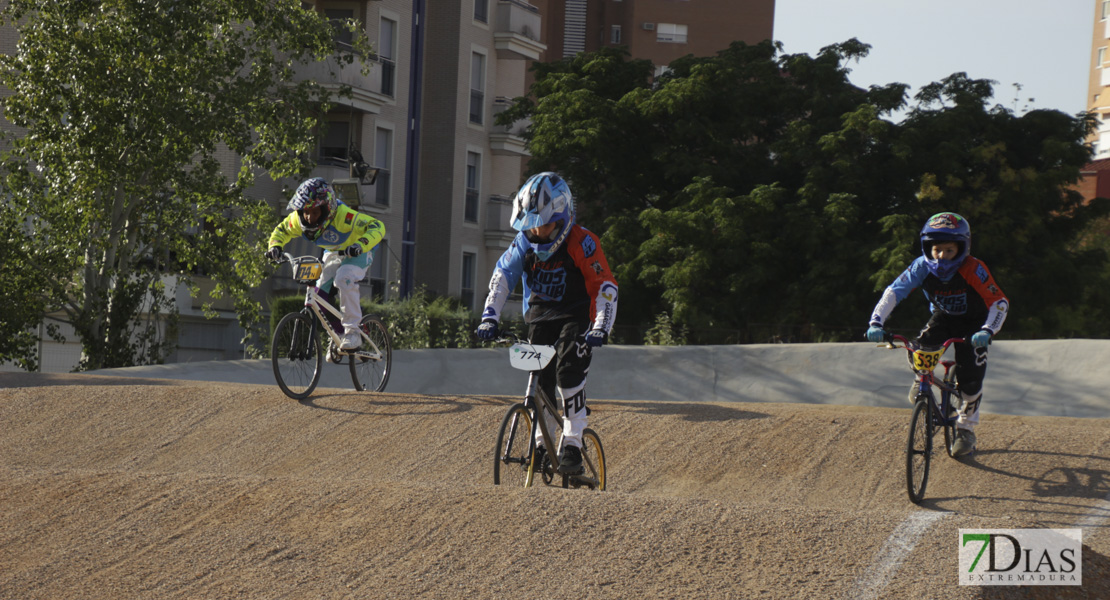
[
  {"xmin": 295, "ymin": 263, "xmax": 322, "ymax": 282},
  {"xmin": 508, "ymin": 343, "xmax": 557, "ymax": 371},
  {"xmin": 912, "ymin": 348, "xmax": 943, "ymax": 372}
]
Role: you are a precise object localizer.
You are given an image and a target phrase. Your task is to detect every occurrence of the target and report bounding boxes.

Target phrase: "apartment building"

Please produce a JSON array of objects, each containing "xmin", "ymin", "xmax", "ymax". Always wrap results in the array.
[
  {"xmin": 1090, "ymin": 0, "xmax": 1110, "ymax": 157},
  {"xmin": 532, "ymin": 0, "xmax": 774, "ymax": 74}
]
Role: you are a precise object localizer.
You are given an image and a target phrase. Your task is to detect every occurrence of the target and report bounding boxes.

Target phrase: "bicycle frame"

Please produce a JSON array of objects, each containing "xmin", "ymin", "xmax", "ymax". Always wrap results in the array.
[
  {"xmin": 285, "ymin": 253, "xmax": 384, "ymax": 363},
  {"xmin": 888, "ymin": 333, "xmax": 965, "ymax": 427},
  {"xmin": 498, "ymin": 336, "xmax": 603, "ymax": 489}
]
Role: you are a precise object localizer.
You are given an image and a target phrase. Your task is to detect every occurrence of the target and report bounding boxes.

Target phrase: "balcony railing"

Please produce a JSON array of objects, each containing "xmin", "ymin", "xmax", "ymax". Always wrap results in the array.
[
  {"xmin": 493, "ymin": 0, "xmax": 545, "ymax": 60},
  {"xmin": 484, "ymin": 194, "xmax": 517, "ymax": 249},
  {"xmin": 289, "ymin": 52, "xmax": 389, "ymax": 113},
  {"xmin": 490, "ymin": 96, "xmax": 529, "ymax": 156}
]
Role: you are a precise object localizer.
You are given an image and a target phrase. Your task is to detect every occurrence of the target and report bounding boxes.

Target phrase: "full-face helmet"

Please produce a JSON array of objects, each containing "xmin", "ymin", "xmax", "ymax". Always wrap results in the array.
[
  {"xmin": 510, "ymin": 172, "xmax": 575, "ymax": 261},
  {"xmin": 920, "ymin": 212, "xmax": 971, "ymax": 280},
  {"xmin": 288, "ymin": 177, "xmax": 338, "ymax": 241}
]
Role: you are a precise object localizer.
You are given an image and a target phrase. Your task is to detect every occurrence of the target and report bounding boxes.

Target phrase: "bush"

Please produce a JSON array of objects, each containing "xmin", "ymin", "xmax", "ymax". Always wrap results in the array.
[{"xmin": 267, "ymin": 286, "xmax": 527, "ymax": 350}]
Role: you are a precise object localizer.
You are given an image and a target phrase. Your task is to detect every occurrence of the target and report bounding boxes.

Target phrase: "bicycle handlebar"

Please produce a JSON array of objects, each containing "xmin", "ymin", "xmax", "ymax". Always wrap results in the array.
[{"xmin": 884, "ymin": 332, "xmax": 967, "ymax": 352}]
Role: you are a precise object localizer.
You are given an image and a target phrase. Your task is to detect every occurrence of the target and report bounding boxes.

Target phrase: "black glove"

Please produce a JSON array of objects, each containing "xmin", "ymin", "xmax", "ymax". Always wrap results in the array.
[
  {"xmin": 476, "ymin": 319, "xmax": 499, "ymax": 340},
  {"xmin": 265, "ymin": 246, "xmax": 283, "ymax": 263},
  {"xmin": 344, "ymin": 245, "xmax": 363, "ymax": 258}
]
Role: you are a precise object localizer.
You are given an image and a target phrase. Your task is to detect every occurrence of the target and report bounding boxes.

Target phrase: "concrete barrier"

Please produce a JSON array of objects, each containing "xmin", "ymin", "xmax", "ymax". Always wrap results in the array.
[{"xmin": 85, "ymin": 339, "xmax": 1110, "ymax": 419}]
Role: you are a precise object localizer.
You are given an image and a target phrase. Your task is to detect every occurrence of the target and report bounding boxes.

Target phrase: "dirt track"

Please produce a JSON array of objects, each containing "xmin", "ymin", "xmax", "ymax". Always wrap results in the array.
[{"xmin": 1, "ymin": 372, "xmax": 1109, "ymax": 599}]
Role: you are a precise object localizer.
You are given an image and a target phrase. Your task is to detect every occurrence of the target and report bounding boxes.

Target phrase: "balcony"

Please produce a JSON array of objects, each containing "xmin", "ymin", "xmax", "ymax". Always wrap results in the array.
[
  {"xmin": 489, "ymin": 96, "xmax": 530, "ymax": 156},
  {"xmin": 484, "ymin": 194, "xmax": 517, "ymax": 249},
  {"xmin": 493, "ymin": 0, "xmax": 545, "ymax": 60},
  {"xmin": 289, "ymin": 53, "xmax": 391, "ymax": 114}
]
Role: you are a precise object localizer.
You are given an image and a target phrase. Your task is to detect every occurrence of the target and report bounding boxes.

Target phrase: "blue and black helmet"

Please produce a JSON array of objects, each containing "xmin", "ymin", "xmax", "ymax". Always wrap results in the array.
[
  {"xmin": 510, "ymin": 172, "xmax": 575, "ymax": 261},
  {"xmin": 920, "ymin": 212, "xmax": 970, "ymax": 279}
]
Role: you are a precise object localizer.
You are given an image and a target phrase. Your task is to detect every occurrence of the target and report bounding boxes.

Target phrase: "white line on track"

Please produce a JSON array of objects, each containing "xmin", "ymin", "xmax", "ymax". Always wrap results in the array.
[
  {"xmin": 852, "ymin": 510, "xmax": 950, "ymax": 600},
  {"xmin": 1075, "ymin": 491, "xmax": 1110, "ymax": 530}
]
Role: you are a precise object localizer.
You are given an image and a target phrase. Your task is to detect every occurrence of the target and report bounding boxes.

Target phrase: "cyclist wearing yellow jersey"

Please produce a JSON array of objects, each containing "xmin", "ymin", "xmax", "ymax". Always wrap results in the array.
[{"xmin": 265, "ymin": 177, "xmax": 385, "ymax": 351}]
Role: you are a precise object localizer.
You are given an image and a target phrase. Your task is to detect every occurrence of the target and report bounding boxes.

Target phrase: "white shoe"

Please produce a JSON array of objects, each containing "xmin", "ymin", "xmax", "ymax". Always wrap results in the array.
[{"xmin": 339, "ymin": 331, "xmax": 360, "ymax": 351}]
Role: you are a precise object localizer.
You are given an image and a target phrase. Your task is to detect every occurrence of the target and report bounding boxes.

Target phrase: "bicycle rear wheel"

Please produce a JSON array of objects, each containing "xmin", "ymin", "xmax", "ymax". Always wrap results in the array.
[
  {"xmin": 493, "ymin": 404, "xmax": 533, "ymax": 488},
  {"xmin": 570, "ymin": 428, "xmax": 606, "ymax": 491},
  {"xmin": 350, "ymin": 314, "xmax": 392, "ymax": 392},
  {"xmin": 272, "ymin": 312, "xmax": 322, "ymax": 400},
  {"xmin": 906, "ymin": 400, "xmax": 933, "ymax": 504}
]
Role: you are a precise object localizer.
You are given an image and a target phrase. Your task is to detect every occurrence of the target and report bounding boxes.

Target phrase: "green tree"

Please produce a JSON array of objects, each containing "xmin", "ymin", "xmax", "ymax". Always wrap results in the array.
[
  {"xmin": 506, "ymin": 42, "xmax": 1107, "ymax": 341},
  {"xmin": 0, "ymin": 0, "xmax": 370, "ymax": 369}
]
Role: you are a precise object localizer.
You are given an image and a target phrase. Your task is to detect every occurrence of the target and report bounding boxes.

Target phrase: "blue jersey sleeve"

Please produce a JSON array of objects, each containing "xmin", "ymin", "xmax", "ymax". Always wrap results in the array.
[{"xmin": 889, "ymin": 257, "xmax": 929, "ymax": 302}]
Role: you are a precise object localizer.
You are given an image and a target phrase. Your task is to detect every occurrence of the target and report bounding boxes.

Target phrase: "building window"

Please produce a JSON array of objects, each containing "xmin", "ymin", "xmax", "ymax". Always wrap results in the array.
[
  {"xmin": 474, "ymin": 0, "xmax": 488, "ymax": 23},
  {"xmin": 374, "ymin": 127, "xmax": 392, "ymax": 207},
  {"xmin": 610, "ymin": 25, "xmax": 621, "ymax": 45},
  {"xmin": 656, "ymin": 23, "xmax": 688, "ymax": 44},
  {"xmin": 469, "ymin": 52, "xmax": 485, "ymax": 125},
  {"xmin": 465, "ymin": 152, "xmax": 480, "ymax": 223},
  {"xmin": 319, "ymin": 118, "xmax": 351, "ymax": 165},
  {"xmin": 326, "ymin": 8, "xmax": 355, "ymax": 50},
  {"xmin": 1100, "ymin": 47, "xmax": 1107, "ymax": 68},
  {"xmin": 370, "ymin": 241, "xmax": 387, "ymax": 301},
  {"xmin": 461, "ymin": 252, "xmax": 476, "ymax": 310},
  {"xmin": 1103, "ymin": 0, "xmax": 1109, "ymax": 20},
  {"xmin": 380, "ymin": 18, "xmax": 397, "ymax": 97}
]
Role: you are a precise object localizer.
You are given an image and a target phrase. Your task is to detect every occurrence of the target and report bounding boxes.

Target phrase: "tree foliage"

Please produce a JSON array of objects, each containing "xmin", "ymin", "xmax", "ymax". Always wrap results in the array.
[
  {"xmin": 504, "ymin": 40, "xmax": 1109, "ymax": 341},
  {"xmin": 0, "ymin": 0, "xmax": 370, "ymax": 369}
]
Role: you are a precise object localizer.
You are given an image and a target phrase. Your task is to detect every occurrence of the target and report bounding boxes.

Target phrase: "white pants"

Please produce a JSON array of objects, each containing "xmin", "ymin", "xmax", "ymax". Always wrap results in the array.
[
  {"xmin": 535, "ymin": 382, "xmax": 588, "ymax": 450},
  {"xmin": 319, "ymin": 251, "xmax": 371, "ymax": 334},
  {"xmin": 957, "ymin": 392, "xmax": 982, "ymax": 432}
]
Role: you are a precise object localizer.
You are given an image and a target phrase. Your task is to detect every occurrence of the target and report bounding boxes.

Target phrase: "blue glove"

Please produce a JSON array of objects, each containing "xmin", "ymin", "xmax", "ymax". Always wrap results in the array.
[
  {"xmin": 584, "ymin": 329, "xmax": 607, "ymax": 347},
  {"xmin": 265, "ymin": 246, "xmax": 283, "ymax": 263},
  {"xmin": 344, "ymin": 244, "xmax": 363, "ymax": 258},
  {"xmin": 971, "ymin": 329, "xmax": 992, "ymax": 348},
  {"xmin": 865, "ymin": 326, "xmax": 887, "ymax": 343},
  {"xmin": 476, "ymin": 319, "xmax": 499, "ymax": 340}
]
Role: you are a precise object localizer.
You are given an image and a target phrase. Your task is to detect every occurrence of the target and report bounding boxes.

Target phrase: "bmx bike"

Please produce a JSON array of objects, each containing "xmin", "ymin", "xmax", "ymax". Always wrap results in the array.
[
  {"xmin": 270, "ymin": 252, "xmax": 392, "ymax": 399},
  {"xmin": 491, "ymin": 333, "xmax": 606, "ymax": 490},
  {"xmin": 882, "ymin": 333, "xmax": 969, "ymax": 504}
]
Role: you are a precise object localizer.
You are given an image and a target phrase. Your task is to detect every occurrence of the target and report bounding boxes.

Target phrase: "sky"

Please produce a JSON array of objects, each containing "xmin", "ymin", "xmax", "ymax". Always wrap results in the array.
[{"xmin": 773, "ymin": 0, "xmax": 1094, "ymax": 117}]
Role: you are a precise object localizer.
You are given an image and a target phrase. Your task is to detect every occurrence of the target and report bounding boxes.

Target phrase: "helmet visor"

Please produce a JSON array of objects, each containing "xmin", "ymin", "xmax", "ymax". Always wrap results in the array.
[{"xmin": 512, "ymin": 211, "xmax": 547, "ymax": 232}]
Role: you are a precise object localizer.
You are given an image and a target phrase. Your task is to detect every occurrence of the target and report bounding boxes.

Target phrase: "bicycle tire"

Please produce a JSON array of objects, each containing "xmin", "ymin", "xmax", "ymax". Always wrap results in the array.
[
  {"xmin": 906, "ymin": 400, "xmax": 932, "ymax": 504},
  {"xmin": 272, "ymin": 312, "xmax": 323, "ymax": 400},
  {"xmin": 941, "ymin": 391, "xmax": 959, "ymax": 458},
  {"xmin": 570, "ymin": 428, "xmax": 606, "ymax": 491},
  {"xmin": 350, "ymin": 314, "xmax": 392, "ymax": 392},
  {"xmin": 493, "ymin": 404, "xmax": 533, "ymax": 488}
]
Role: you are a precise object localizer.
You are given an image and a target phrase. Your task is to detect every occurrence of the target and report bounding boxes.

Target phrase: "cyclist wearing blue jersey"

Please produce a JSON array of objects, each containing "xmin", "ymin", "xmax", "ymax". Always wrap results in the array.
[
  {"xmin": 866, "ymin": 212, "xmax": 1009, "ymax": 457},
  {"xmin": 476, "ymin": 172, "xmax": 618, "ymax": 475}
]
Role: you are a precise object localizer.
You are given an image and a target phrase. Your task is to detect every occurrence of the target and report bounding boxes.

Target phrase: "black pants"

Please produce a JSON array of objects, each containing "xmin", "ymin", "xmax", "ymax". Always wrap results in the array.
[
  {"xmin": 528, "ymin": 318, "xmax": 592, "ymax": 409},
  {"xmin": 917, "ymin": 312, "xmax": 988, "ymax": 396}
]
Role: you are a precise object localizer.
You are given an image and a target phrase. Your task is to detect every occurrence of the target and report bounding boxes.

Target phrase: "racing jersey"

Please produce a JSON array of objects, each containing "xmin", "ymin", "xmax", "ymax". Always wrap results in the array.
[
  {"xmin": 268, "ymin": 203, "xmax": 385, "ymax": 254},
  {"xmin": 870, "ymin": 255, "xmax": 1009, "ymax": 334},
  {"xmin": 482, "ymin": 224, "xmax": 618, "ymax": 333}
]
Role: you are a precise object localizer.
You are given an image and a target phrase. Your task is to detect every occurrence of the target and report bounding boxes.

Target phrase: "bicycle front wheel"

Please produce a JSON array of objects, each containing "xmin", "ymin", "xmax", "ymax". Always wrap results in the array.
[
  {"xmin": 493, "ymin": 404, "xmax": 533, "ymax": 488},
  {"xmin": 571, "ymin": 428, "xmax": 606, "ymax": 491},
  {"xmin": 906, "ymin": 400, "xmax": 933, "ymax": 504},
  {"xmin": 272, "ymin": 312, "xmax": 323, "ymax": 400},
  {"xmin": 350, "ymin": 314, "xmax": 392, "ymax": 392}
]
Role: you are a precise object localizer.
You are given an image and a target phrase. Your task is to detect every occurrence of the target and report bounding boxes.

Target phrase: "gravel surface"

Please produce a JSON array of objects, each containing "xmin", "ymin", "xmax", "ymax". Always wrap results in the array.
[{"xmin": 1, "ymin": 372, "xmax": 1108, "ymax": 599}]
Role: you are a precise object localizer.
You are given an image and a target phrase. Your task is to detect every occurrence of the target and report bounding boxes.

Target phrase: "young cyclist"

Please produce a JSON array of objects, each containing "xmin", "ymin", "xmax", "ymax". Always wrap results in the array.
[
  {"xmin": 476, "ymin": 172, "xmax": 618, "ymax": 474},
  {"xmin": 265, "ymin": 177, "xmax": 385, "ymax": 352},
  {"xmin": 866, "ymin": 212, "xmax": 1009, "ymax": 457}
]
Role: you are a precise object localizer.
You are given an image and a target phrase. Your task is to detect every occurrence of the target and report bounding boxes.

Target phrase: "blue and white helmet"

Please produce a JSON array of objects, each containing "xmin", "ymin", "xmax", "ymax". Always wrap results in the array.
[
  {"xmin": 288, "ymin": 177, "xmax": 338, "ymax": 241},
  {"xmin": 510, "ymin": 172, "xmax": 575, "ymax": 261},
  {"xmin": 920, "ymin": 212, "xmax": 971, "ymax": 280}
]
